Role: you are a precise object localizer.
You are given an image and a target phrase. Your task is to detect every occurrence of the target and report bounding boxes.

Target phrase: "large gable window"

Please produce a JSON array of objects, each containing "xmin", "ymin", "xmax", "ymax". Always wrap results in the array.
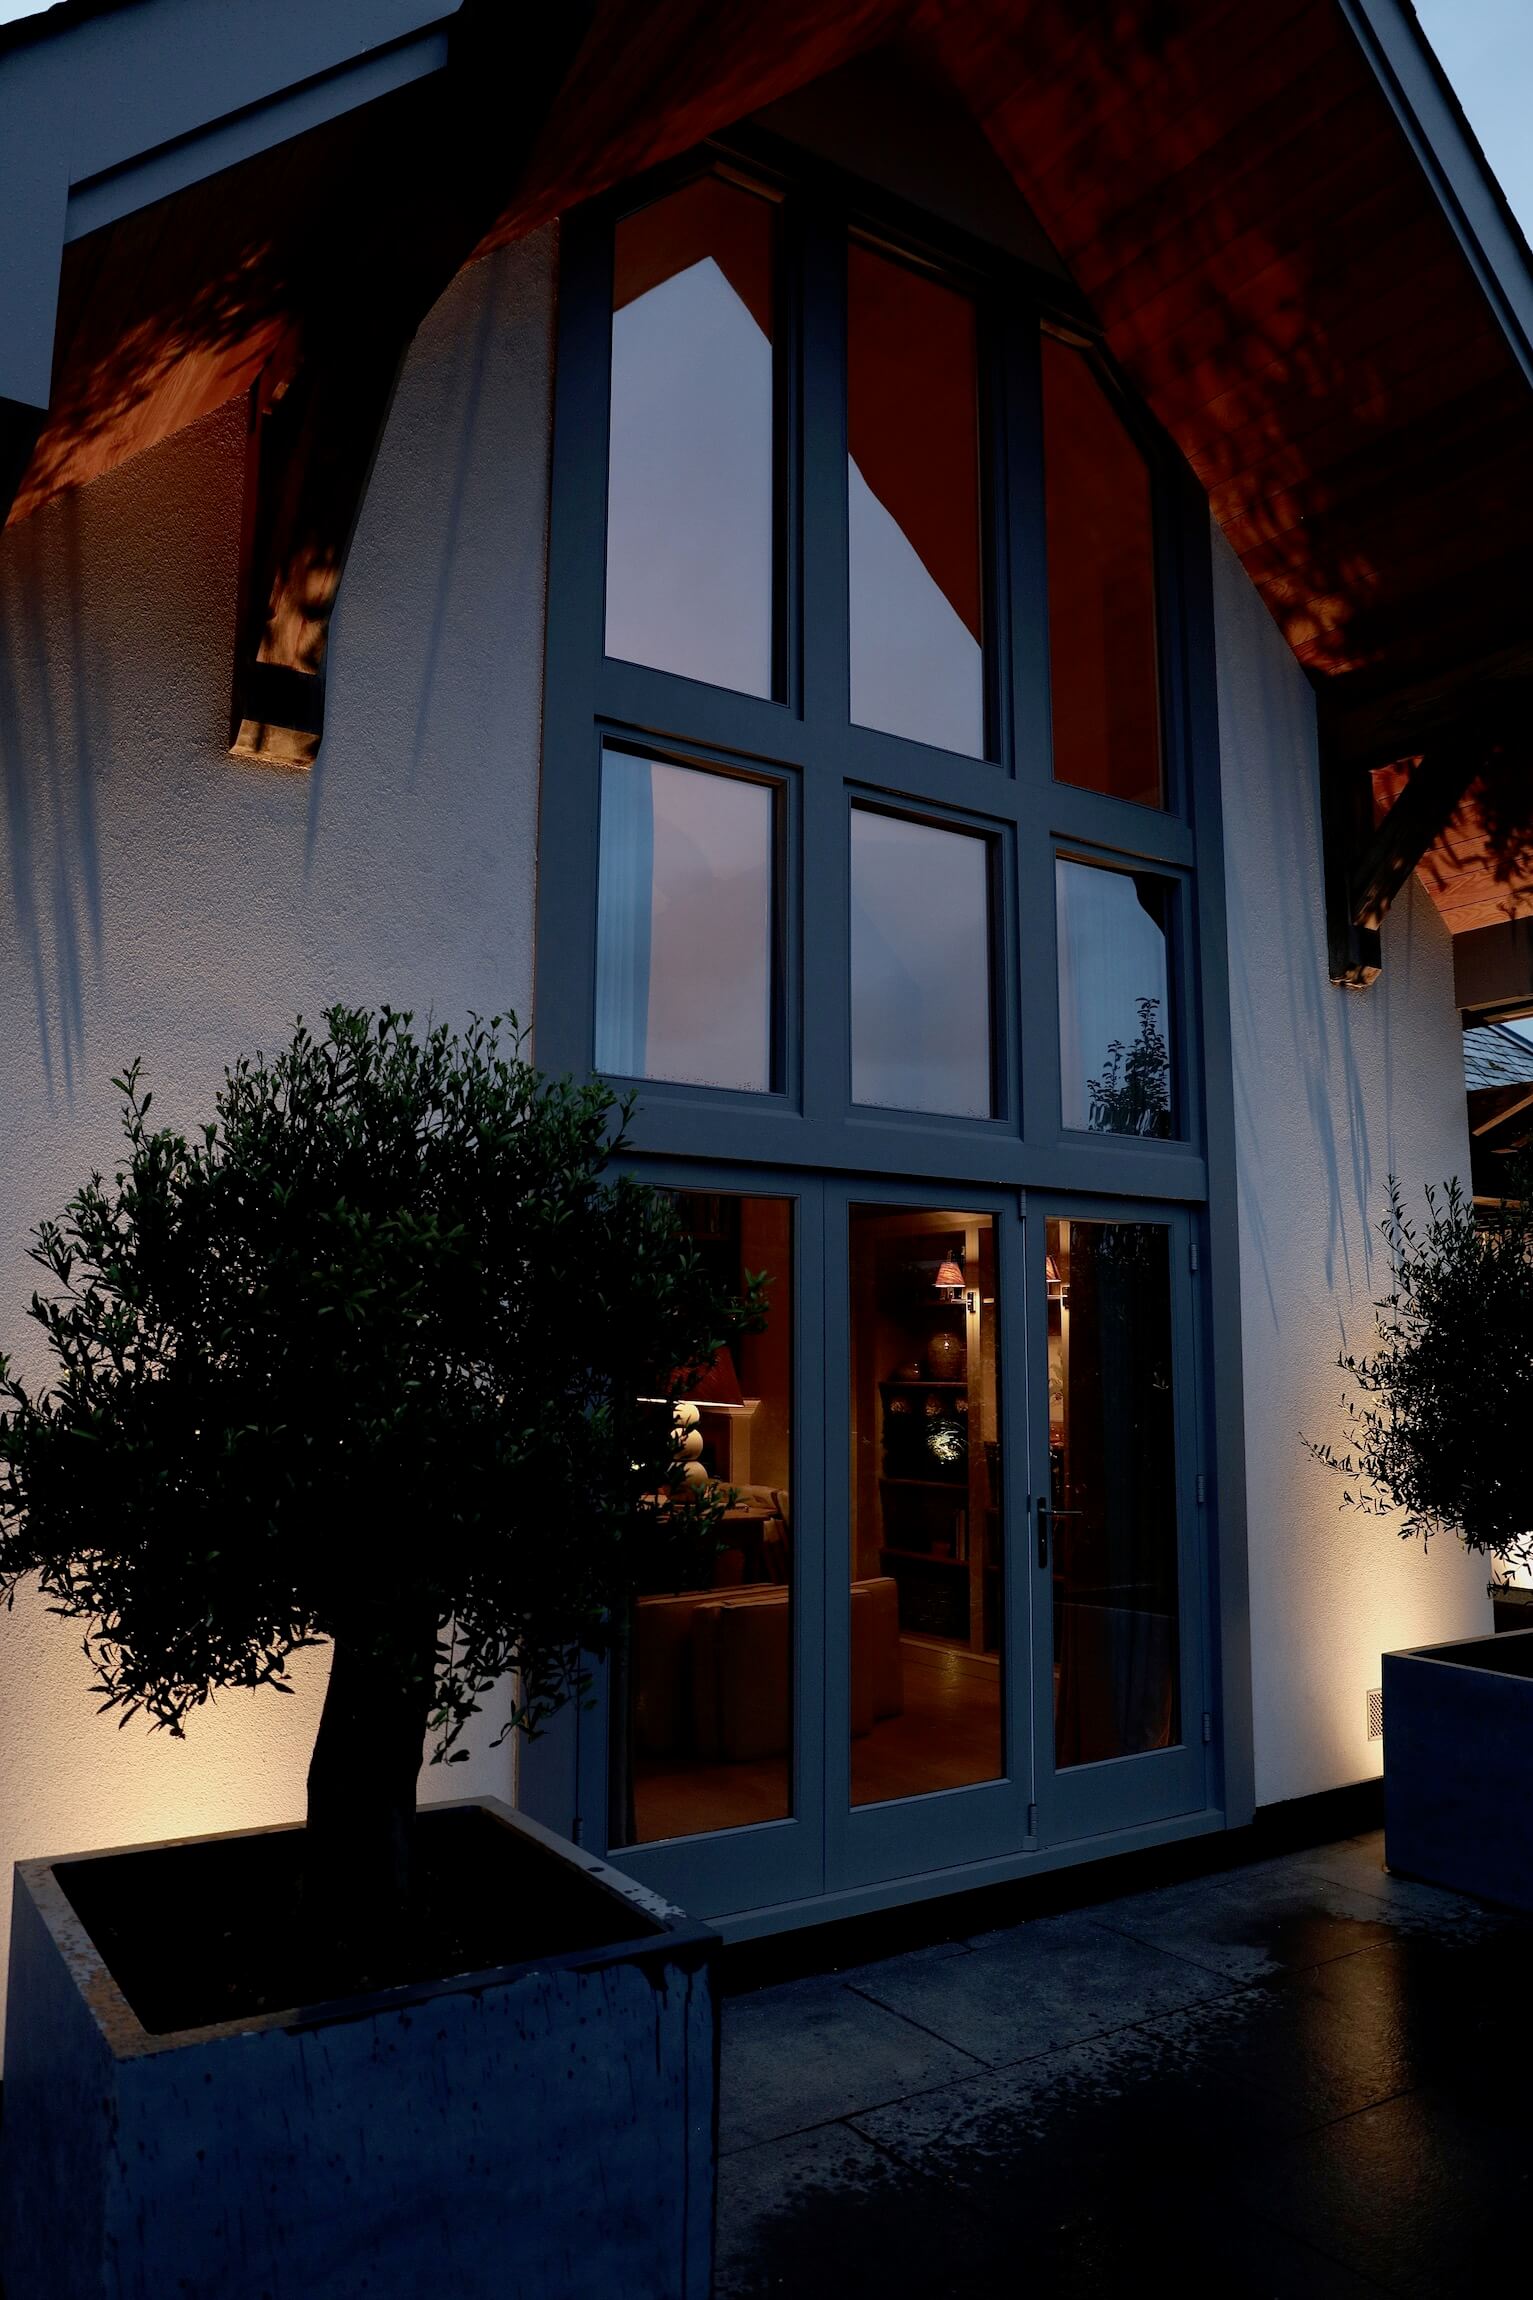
[
  {"xmin": 534, "ymin": 127, "xmax": 1220, "ymax": 1912},
  {"xmin": 605, "ymin": 175, "xmax": 781, "ymax": 696},
  {"xmin": 540, "ymin": 143, "xmax": 1200, "ymax": 1173}
]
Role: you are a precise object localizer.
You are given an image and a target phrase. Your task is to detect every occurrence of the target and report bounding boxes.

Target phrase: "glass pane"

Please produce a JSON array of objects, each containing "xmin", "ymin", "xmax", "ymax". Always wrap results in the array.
[
  {"xmin": 596, "ymin": 752, "xmax": 775, "ymax": 1092},
  {"xmin": 606, "ymin": 176, "xmax": 777, "ymax": 696},
  {"xmin": 851, "ymin": 811, "xmax": 993, "ymax": 1117},
  {"xmin": 848, "ymin": 243, "xmax": 985, "ymax": 756},
  {"xmin": 615, "ymin": 1194, "xmax": 794, "ymax": 1846},
  {"xmin": 1042, "ymin": 336, "xmax": 1163, "ymax": 807},
  {"xmin": 1048, "ymin": 1219, "xmax": 1180, "ymax": 1767},
  {"xmin": 1056, "ymin": 857, "xmax": 1174, "ymax": 1137},
  {"xmin": 848, "ymin": 1208, "xmax": 1003, "ymax": 1805}
]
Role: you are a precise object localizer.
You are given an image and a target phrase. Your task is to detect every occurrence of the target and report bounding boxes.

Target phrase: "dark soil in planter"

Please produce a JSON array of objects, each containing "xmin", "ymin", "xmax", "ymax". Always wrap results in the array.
[
  {"xmin": 1415, "ymin": 1632, "xmax": 1533, "ymax": 1676},
  {"xmin": 56, "ymin": 1806, "xmax": 652, "ymax": 2035}
]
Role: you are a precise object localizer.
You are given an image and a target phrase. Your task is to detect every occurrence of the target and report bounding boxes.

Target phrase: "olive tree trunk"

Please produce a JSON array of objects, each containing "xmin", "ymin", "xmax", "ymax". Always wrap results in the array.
[{"xmin": 304, "ymin": 1605, "xmax": 440, "ymax": 1964}]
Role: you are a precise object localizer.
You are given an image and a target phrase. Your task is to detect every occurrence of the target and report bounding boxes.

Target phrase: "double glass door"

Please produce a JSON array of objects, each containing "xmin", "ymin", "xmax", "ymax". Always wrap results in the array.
[{"xmin": 580, "ymin": 1171, "xmax": 1209, "ymax": 1923}]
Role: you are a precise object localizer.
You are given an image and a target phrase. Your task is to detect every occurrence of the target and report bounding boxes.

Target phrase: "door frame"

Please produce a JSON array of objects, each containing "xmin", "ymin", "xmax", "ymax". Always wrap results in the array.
[
  {"xmin": 571, "ymin": 1161, "xmax": 827, "ymax": 1920},
  {"xmin": 1025, "ymin": 1191, "xmax": 1213, "ymax": 1847},
  {"xmin": 822, "ymin": 1177, "xmax": 1036, "ymax": 1893}
]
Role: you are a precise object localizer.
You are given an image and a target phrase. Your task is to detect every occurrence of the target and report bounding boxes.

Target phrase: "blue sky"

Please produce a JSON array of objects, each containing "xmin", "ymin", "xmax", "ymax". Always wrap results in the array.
[{"xmin": 1413, "ymin": 0, "xmax": 1533, "ymax": 238}]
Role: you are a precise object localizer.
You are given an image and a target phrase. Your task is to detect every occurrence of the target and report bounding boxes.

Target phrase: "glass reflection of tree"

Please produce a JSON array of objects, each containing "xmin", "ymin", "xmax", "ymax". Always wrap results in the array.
[{"xmin": 1087, "ymin": 996, "xmax": 1170, "ymax": 1138}]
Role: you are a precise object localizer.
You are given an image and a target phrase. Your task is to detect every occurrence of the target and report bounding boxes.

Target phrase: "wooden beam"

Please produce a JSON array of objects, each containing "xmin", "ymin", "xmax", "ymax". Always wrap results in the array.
[
  {"xmin": 1347, "ymin": 749, "xmax": 1481, "ymax": 931},
  {"xmin": 0, "ymin": 397, "xmax": 43, "ymax": 531},
  {"xmin": 229, "ymin": 321, "xmax": 407, "ymax": 767},
  {"xmin": 1320, "ymin": 755, "xmax": 1382, "ymax": 987},
  {"xmin": 230, "ymin": 0, "xmax": 594, "ymax": 766},
  {"xmin": 1455, "ymin": 917, "xmax": 1533, "ymax": 1018},
  {"xmin": 1472, "ymin": 1084, "xmax": 1533, "ymax": 1139}
]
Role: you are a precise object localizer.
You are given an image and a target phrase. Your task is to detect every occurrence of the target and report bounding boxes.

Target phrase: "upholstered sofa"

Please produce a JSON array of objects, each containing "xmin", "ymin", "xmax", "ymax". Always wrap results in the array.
[{"xmin": 634, "ymin": 1577, "xmax": 903, "ymax": 1763}]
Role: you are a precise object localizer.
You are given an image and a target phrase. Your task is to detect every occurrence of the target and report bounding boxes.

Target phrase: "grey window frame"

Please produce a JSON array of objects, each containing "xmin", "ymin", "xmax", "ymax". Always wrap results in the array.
[{"xmin": 532, "ymin": 128, "xmax": 1256, "ymax": 1849}]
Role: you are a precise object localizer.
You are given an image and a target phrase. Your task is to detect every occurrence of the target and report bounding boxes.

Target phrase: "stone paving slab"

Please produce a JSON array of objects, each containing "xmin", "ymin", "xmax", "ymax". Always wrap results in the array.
[
  {"xmin": 717, "ymin": 1832, "xmax": 1531, "ymax": 2297},
  {"xmin": 719, "ymin": 1967, "xmax": 981, "ymax": 2153},
  {"xmin": 848, "ymin": 1905, "xmax": 1229, "ymax": 2066}
]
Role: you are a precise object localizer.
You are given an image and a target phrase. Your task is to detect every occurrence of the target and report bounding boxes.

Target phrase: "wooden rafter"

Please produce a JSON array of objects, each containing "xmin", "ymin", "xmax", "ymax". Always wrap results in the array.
[
  {"xmin": 0, "ymin": 398, "xmax": 41, "ymax": 532},
  {"xmin": 1347, "ymin": 750, "xmax": 1482, "ymax": 934},
  {"xmin": 1323, "ymin": 686, "xmax": 1532, "ymax": 985},
  {"xmin": 230, "ymin": 1, "xmax": 594, "ymax": 767}
]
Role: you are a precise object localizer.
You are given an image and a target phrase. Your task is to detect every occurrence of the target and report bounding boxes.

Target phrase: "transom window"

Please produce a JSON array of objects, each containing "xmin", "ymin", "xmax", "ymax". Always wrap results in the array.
[{"xmin": 538, "ymin": 142, "xmax": 1202, "ymax": 1190}]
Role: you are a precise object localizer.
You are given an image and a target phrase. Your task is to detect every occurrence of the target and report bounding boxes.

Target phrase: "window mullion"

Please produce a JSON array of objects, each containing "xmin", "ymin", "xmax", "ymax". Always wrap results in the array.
[
  {"xmin": 798, "ymin": 202, "xmax": 852, "ymax": 1127},
  {"xmin": 1002, "ymin": 305, "xmax": 1052, "ymax": 791},
  {"xmin": 798, "ymin": 203, "xmax": 850, "ymax": 747}
]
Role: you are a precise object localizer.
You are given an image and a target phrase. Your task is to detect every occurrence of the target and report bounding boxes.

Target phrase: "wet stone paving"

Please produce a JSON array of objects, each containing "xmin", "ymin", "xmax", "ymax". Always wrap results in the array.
[{"xmin": 715, "ymin": 1834, "xmax": 1533, "ymax": 2297}]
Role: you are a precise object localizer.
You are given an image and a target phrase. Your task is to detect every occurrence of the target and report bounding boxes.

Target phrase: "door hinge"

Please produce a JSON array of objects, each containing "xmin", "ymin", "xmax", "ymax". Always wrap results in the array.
[
  {"xmin": 1201, "ymin": 1712, "xmax": 1213, "ymax": 1745},
  {"xmin": 1189, "ymin": 1236, "xmax": 1200, "ymax": 1273},
  {"xmin": 1195, "ymin": 1472, "xmax": 1207, "ymax": 1506},
  {"xmin": 1025, "ymin": 1801, "xmax": 1038, "ymax": 1838},
  {"xmin": 571, "ymin": 1812, "xmax": 585, "ymax": 1846}
]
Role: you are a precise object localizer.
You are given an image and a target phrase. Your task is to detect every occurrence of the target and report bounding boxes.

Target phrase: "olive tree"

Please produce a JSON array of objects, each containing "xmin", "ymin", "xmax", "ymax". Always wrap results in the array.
[
  {"xmin": 1309, "ymin": 1169, "xmax": 1533, "ymax": 1578},
  {"xmin": 0, "ymin": 1008, "xmax": 753, "ymax": 1941}
]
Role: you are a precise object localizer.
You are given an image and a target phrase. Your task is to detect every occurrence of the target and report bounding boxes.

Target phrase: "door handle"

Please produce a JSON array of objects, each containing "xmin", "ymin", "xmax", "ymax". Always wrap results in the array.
[{"xmin": 1035, "ymin": 1498, "xmax": 1083, "ymax": 1569}]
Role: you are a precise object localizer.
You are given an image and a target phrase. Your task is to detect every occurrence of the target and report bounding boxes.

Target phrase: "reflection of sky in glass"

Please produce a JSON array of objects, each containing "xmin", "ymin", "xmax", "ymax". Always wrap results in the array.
[
  {"xmin": 596, "ymin": 755, "xmax": 773, "ymax": 1092},
  {"xmin": 606, "ymin": 259, "xmax": 773, "ymax": 695},
  {"xmin": 1056, "ymin": 859, "xmax": 1171, "ymax": 1132},
  {"xmin": 849, "ymin": 463, "xmax": 984, "ymax": 755},
  {"xmin": 851, "ymin": 812, "xmax": 992, "ymax": 1116}
]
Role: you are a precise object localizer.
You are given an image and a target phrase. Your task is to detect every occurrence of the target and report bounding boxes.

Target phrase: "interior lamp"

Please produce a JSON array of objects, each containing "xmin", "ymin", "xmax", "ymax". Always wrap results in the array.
[
  {"xmin": 680, "ymin": 1345, "xmax": 747, "ymax": 1411},
  {"xmin": 934, "ymin": 1249, "xmax": 966, "ymax": 1304}
]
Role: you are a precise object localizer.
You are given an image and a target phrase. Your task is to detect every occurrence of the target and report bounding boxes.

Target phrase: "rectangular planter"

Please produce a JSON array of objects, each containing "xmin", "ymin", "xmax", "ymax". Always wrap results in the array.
[
  {"xmin": 1384, "ymin": 1627, "xmax": 1533, "ymax": 1912},
  {"xmin": 1, "ymin": 1798, "xmax": 717, "ymax": 2300}
]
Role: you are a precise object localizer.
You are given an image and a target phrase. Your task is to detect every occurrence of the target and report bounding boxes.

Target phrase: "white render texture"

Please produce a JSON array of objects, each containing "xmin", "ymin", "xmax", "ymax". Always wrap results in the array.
[
  {"xmin": 0, "ymin": 230, "xmax": 556, "ymax": 2040},
  {"xmin": 1212, "ymin": 523, "xmax": 1490, "ymax": 1809}
]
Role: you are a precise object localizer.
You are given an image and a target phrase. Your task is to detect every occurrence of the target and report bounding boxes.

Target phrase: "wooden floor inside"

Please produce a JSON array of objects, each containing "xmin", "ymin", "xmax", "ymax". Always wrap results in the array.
[{"xmin": 631, "ymin": 1637, "xmax": 1002, "ymax": 1846}]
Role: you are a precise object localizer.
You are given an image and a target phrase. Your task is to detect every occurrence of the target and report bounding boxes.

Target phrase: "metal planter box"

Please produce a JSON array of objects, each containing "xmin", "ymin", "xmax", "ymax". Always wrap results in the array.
[
  {"xmin": 0, "ymin": 1799, "xmax": 717, "ymax": 2300},
  {"xmin": 1384, "ymin": 1628, "xmax": 1533, "ymax": 1912}
]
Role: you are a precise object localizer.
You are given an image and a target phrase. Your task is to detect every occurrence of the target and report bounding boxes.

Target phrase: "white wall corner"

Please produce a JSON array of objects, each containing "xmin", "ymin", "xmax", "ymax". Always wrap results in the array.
[{"xmin": 1209, "ymin": 521, "xmax": 1489, "ymax": 1809}]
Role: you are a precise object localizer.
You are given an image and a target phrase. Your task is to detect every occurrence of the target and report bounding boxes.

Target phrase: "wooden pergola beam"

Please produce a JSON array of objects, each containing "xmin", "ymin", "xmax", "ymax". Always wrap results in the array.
[
  {"xmin": 1347, "ymin": 749, "xmax": 1481, "ymax": 933},
  {"xmin": 230, "ymin": 0, "xmax": 593, "ymax": 767},
  {"xmin": 0, "ymin": 400, "xmax": 41, "ymax": 532},
  {"xmin": 229, "ymin": 319, "xmax": 411, "ymax": 767},
  {"xmin": 1323, "ymin": 685, "xmax": 1531, "ymax": 985}
]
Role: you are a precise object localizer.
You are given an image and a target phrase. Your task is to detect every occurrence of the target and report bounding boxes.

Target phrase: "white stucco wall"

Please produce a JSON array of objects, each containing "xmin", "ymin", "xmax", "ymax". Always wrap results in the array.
[
  {"xmin": 1212, "ymin": 526, "xmax": 1491, "ymax": 1808},
  {"xmin": 0, "ymin": 229, "xmax": 555, "ymax": 2033}
]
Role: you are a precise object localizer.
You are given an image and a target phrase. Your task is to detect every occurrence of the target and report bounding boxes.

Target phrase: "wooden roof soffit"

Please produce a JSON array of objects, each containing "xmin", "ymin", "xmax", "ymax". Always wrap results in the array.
[
  {"xmin": 1321, "ymin": 686, "xmax": 1533, "ymax": 986},
  {"xmin": 232, "ymin": 0, "xmax": 593, "ymax": 768}
]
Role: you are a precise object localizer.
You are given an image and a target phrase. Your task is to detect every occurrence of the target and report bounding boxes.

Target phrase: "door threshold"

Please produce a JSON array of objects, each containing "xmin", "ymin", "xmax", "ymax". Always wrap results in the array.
[{"xmin": 715, "ymin": 1805, "xmax": 1225, "ymax": 1956}]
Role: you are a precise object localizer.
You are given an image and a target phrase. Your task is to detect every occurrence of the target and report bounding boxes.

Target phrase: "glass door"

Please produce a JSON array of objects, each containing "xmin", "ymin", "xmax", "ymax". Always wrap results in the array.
[
  {"xmin": 578, "ymin": 1170, "xmax": 826, "ymax": 1921},
  {"xmin": 825, "ymin": 1184, "xmax": 1032, "ymax": 1893},
  {"xmin": 581, "ymin": 1179, "xmax": 1210, "ymax": 1921},
  {"xmin": 1027, "ymin": 1201, "xmax": 1210, "ymax": 1846}
]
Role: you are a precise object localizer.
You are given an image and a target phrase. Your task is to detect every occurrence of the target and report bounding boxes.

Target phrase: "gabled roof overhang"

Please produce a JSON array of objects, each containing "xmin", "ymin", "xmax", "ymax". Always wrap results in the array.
[{"xmin": 2, "ymin": 0, "xmax": 1530, "ymax": 939}]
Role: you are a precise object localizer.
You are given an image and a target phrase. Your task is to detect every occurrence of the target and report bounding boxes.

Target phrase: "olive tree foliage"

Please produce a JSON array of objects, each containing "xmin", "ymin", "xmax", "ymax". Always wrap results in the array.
[
  {"xmin": 1308, "ymin": 1171, "xmax": 1533, "ymax": 1577},
  {"xmin": 0, "ymin": 1009, "xmax": 754, "ymax": 1765}
]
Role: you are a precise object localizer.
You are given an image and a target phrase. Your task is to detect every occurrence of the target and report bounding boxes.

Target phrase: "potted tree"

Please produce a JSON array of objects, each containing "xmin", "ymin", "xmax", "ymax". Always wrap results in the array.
[
  {"xmin": 1311, "ymin": 1169, "xmax": 1533, "ymax": 1911},
  {"xmin": 0, "ymin": 1007, "xmax": 754, "ymax": 2300}
]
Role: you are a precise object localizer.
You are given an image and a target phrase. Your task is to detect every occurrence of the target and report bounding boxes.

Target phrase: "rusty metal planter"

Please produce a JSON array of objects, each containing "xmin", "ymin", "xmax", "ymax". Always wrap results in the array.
[{"xmin": 0, "ymin": 1799, "xmax": 717, "ymax": 2300}]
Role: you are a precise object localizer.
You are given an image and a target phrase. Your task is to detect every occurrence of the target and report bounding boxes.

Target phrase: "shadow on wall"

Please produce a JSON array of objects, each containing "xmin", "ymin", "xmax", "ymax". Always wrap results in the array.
[
  {"xmin": 0, "ymin": 497, "xmax": 106, "ymax": 1103},
  {"xmin": 0, "ymin": 229, "xmax": 553, "ymax": 1117},
  {"xmin": 1217, "ymin": 542, "xmax": 1464, "ymax": 1360}
]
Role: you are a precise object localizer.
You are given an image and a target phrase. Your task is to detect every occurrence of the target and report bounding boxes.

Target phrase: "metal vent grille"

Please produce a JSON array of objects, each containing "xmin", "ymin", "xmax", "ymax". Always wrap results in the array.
[{"xmin": 1366, "ymin": 1687, "xmax": 1384, "ymax": 1741}]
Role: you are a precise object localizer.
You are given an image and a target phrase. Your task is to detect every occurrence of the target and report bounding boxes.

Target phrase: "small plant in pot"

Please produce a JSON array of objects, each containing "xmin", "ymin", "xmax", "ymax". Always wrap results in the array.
[
  {"xmin": 1309, "ymin": 1167, "xmax": 1533, "ymax": 1912},
  {"xmin": 0, "ymin": 1007, "xmax": 758, "ymax": 2300}
]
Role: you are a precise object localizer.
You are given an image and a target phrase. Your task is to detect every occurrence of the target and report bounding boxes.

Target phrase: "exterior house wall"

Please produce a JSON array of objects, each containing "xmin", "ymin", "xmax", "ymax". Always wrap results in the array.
[
  {"xmin": 0, "ymin": 229, "xmax": 556, "ymax": 2038},
  {"xmin": 1211, "ymin": 526, "xmax": 1491, "ymax": 1808},
  {"xmin": 0, "ymin": 169, "xmax": 1502, "ymax": 2035}
]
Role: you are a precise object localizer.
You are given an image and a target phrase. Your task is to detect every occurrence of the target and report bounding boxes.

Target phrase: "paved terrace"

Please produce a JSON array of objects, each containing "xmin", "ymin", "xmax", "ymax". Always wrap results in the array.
[{"xmin": 716, "ymin": 1831, "xmax": 1531, "ymax": 2296}]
